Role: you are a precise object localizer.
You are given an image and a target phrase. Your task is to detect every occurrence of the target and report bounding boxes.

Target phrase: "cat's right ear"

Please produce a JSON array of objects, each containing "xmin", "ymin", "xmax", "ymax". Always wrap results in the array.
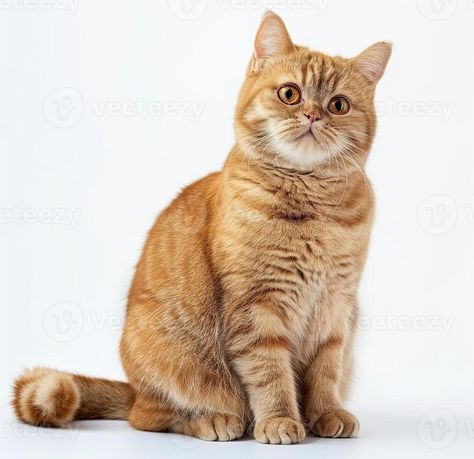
[
  {"xmin": 252, "ymin": 11, "xmax": 294, "ymax": 71},
  {"xmin": 353, "ymin": 42, "xmax": 392, "ymax": 85}
]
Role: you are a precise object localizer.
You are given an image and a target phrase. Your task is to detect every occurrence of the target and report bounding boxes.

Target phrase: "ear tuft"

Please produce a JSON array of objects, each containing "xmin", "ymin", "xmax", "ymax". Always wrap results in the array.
[
  {"xmin": 254, "ymin": 10, "xmax": 294, "ymax": 61},
  {"xmin": 354, "ymin": 42, "xmax": 392, "ymax": 84}
]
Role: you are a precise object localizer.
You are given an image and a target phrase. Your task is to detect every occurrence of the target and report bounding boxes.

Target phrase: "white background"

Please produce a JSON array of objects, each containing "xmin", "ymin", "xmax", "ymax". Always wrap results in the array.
[{"xmin": 1, "ymin": 0, "xmax": 473, "ymax": 458}]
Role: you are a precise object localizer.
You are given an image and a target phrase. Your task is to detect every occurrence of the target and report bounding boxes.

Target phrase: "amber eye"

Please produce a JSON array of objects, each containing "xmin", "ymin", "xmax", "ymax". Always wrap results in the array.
[
  {"xmin": 328, "ymin": 96, "xmax": 350, "ymax": 115},
  {"xmin": 277, "ymin": 84, "xmax": 301, "ymax": 105}
]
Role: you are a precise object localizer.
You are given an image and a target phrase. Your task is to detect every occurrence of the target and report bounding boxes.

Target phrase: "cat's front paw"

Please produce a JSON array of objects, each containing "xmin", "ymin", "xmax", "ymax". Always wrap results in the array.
[
  {"xmin": 254, "ymin": 417, "xmax": 306, "ymax": 444},
  {"xmin": 310, "ymin": 409, "xmax": 359, "ymax": 438}
]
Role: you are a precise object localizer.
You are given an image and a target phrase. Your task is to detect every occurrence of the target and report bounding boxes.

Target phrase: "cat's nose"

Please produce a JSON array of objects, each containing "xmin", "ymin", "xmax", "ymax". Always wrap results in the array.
[{"xmin": 304, "ymin": 111, "xmax": 321, "ymax": 123}]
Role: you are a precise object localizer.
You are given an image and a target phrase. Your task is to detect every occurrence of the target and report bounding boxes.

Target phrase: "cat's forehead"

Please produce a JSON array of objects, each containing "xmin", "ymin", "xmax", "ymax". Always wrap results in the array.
[{"xmin": 269, "ymin": 50, "xmax": 352, "ymax": 96}]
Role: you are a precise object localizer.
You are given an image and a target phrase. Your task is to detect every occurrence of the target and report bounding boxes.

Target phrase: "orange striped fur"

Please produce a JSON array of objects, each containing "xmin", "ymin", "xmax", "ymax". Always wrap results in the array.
[{"xmin": 12, "ymin": 11, "xmax": 391, "ymax": 444}]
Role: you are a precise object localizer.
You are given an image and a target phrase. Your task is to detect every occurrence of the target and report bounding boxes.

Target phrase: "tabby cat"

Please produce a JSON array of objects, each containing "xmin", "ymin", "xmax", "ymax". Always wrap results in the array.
[{"xmin": 13, "ymin": 11, "xmax": 391, "ymax": 444}]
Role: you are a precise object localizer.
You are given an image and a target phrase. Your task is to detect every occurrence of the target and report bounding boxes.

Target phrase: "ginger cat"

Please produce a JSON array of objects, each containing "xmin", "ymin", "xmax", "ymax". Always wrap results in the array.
[{"xmin": 12, "ymin": 11, "xmax": 391, "ymax": 444}]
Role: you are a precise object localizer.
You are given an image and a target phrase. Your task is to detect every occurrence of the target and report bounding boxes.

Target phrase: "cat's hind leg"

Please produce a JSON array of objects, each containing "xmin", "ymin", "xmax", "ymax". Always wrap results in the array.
[
  {"xmin": 129, "ymin": 395, "xmax": 178, "ymax": 433},
  {"xmin": 170, "ymin": 412, "xmax": 245, "ymax": 441},
  {"xmin": 129, "ymin": 395, "xmax": 246, "ymax": 441}
]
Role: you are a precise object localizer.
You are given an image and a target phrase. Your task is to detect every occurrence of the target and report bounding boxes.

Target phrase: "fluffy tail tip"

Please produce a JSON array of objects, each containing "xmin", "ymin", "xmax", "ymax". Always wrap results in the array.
[{"xmin": 12, "ymin": 368, "xmax": 80, "ymax": 427}]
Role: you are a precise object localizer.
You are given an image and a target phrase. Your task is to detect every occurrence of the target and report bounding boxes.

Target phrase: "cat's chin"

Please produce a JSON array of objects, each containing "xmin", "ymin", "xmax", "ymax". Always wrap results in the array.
[
  {"xmin": 237, "ymin": 132, "xmax": 337, "ymax": 172},
  {"xmin": 274, "ymin": 139, "xmax": 333, "ymax": 171}
]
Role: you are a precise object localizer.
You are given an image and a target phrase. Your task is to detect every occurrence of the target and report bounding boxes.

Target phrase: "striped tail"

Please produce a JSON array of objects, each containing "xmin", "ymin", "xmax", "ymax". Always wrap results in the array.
[{"xmin": 12, "ymin": 367, "xmax": 135, "ymax": 427}]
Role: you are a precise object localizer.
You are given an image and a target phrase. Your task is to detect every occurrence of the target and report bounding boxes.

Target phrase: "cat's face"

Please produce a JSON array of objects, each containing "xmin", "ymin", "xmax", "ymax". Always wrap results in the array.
[{"xmin": 235, "ymin": 12, "xmax": 391, "ymax": 171}]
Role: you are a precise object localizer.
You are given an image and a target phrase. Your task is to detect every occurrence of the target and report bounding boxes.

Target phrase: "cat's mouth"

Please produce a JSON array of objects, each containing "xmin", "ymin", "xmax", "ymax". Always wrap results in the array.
[
  {"xmin": 294, "ymin": 127, "xmax": 320, "ymax": 144},
  {"xmin": 300, "ymin": 130, "xmax": 316, "ymax": 141}
]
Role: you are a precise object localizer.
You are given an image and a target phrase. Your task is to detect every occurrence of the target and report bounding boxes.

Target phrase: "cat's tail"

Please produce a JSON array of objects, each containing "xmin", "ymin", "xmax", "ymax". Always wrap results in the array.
[{"xmin": 12, "ymin": 367, "xmax": 135, "ymax": 427}]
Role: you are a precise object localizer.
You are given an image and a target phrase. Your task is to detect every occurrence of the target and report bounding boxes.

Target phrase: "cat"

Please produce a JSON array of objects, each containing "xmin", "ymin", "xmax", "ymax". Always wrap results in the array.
[{"xmin": 12, "ymin": 11, "xmax": 391, "ymax": 444}]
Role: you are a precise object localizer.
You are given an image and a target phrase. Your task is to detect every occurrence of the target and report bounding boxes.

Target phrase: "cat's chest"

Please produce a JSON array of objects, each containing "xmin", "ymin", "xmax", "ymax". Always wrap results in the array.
[
  {"xmin": 267, "ymin": 222, "xmax": 360, "ymax": 357},
  {"xmin": 219, "ymin": 195, "xmax": 368, "ymax": 356}
]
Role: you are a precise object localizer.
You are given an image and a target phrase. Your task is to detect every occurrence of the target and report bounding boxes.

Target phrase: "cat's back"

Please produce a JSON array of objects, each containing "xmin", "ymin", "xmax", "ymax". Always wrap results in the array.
[
  {"xmin": 159, "ymin": 170, "xmax": 222, "ymax": 231},
  {"xmin": 150, "ymin": 170, "xmax": 221, "ymax": 241},
  {"xmin": 129, "ymin": 171, "xmax": 222, "ymax": 295}
]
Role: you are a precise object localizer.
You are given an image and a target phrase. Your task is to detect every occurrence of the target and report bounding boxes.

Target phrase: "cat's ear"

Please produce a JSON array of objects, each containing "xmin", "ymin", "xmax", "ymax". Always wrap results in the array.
[
  {"xmin": 254, "ymin": 11, "xmax": 294, "ymax": 62},
  {"xmin": 354, "ymin": 42, "xmax": 392, "ymax": 84}
]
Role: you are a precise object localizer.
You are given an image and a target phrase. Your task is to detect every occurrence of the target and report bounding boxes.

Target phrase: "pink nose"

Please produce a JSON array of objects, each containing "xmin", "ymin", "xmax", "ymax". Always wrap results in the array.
[{"xmin": 304, "ymin": 111, "xmax": 321, "ymax": 123}]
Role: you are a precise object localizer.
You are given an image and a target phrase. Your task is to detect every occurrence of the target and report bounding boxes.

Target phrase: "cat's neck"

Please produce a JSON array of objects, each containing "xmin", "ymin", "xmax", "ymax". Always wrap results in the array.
[{"xmin": 222, "ymin": 146, "xmax": 372, "ymax": 224}]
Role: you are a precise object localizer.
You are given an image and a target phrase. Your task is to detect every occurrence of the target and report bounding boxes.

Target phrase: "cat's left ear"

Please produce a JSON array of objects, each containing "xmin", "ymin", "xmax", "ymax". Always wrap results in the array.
[
  {"xmin": 354, "ymin": 42, "xmax": 392, "ymax": 84},
  {"xmin": 253, "ymin": 11, "xmax": 294, "ymax": 68}
]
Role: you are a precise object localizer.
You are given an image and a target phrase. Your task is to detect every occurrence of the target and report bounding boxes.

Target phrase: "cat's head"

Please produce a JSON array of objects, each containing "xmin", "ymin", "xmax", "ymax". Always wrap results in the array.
[{"xmin": 235, "ymin": 11, "xmax": 391, "ymax": 171}]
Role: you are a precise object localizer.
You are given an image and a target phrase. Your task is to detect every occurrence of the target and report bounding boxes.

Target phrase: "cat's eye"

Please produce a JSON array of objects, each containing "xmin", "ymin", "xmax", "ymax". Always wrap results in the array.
[
  {"xmin": 328, "ymin": 96, "xmax": 350, "ymax": 115},
  {"xmin": 277, "ymin": 84, "xmax": 301, "ymax": 105}
]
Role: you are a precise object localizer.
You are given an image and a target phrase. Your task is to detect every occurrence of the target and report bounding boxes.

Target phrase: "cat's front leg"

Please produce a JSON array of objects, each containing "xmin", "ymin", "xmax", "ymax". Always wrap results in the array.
[
  {"xmin": 303, "ymin": 335, "xmax": 359, "ymax": 438},
  {"xmin": 228, "ymin": 301, "xmax": 305, "ymax": 445}
]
